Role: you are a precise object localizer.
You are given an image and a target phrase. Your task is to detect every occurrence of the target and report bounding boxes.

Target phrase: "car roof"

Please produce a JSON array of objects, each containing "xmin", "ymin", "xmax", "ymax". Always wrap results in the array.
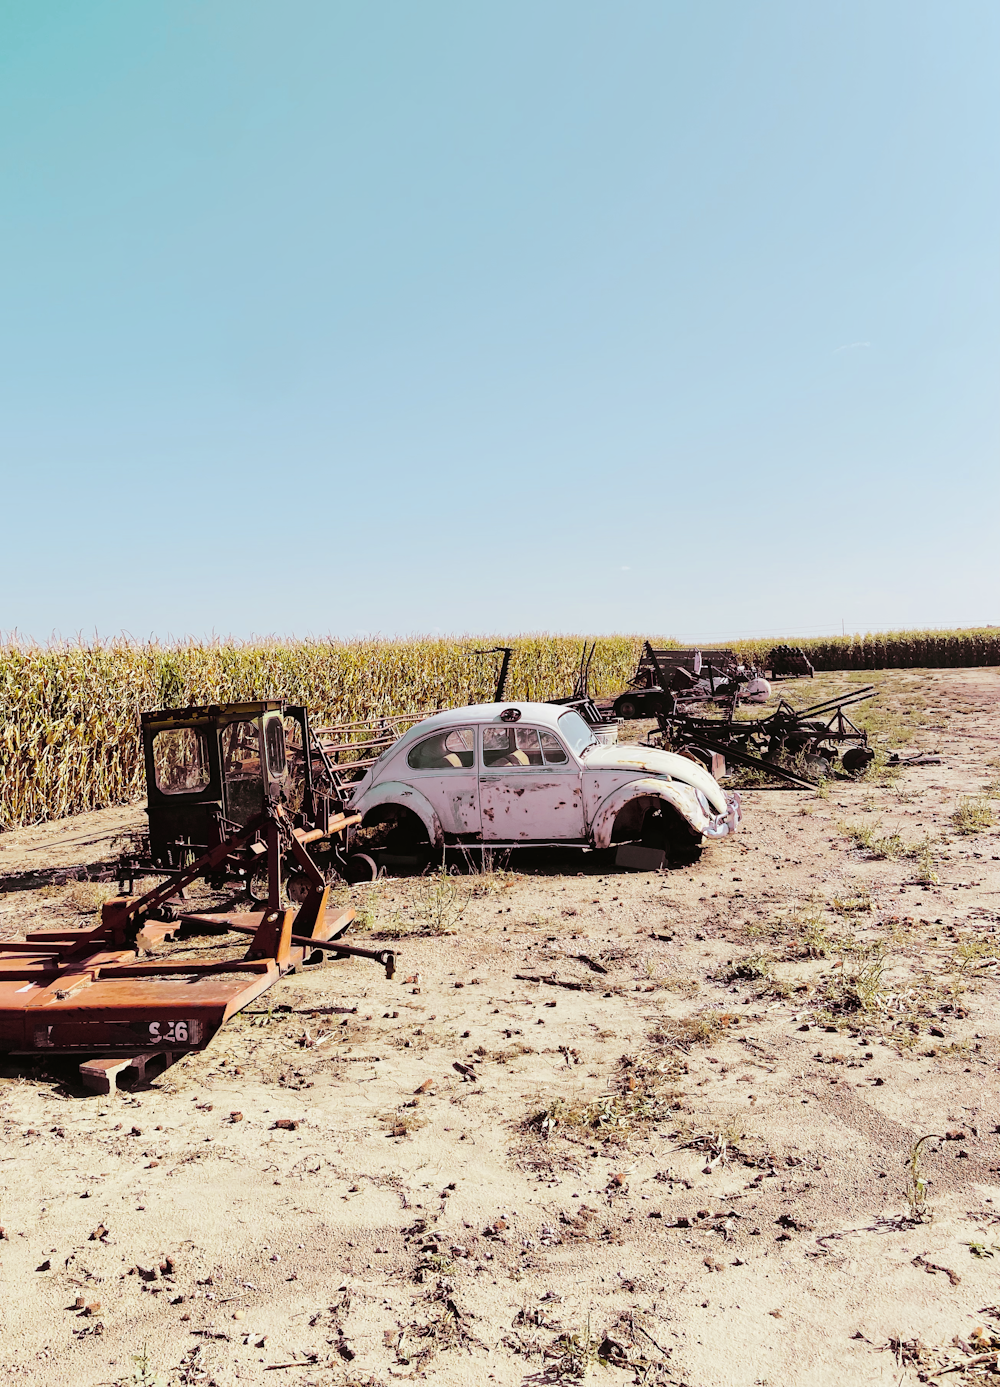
[{"xmin": 395, "ymin": 702, "xmax": 577, "ymax": 744}]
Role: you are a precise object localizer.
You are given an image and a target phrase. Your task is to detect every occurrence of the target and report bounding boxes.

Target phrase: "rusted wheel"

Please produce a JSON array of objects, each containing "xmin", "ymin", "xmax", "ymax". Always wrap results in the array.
[
  {"xmin": 842, "ymin": 745, "xmax": 875, "ymax": 775},
  {"xmin": 286, "ymin": 872, "xmax": 313, "ymax": 904},
  {"xmin": 344, "ymin": 852, "xmax": 379, "ymax": 884}
]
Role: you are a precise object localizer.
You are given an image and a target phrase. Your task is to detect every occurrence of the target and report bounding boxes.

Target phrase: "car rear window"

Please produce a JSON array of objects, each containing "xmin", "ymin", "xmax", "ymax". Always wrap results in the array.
[{"xmin": 407, "ymin": 728, "xmax": 475, "ymax": 770}]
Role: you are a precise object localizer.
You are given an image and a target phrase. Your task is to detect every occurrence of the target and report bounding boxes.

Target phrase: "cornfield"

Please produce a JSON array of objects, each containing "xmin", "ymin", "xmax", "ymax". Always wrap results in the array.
[
  {"xmin": 1, "ymin": 626, "xmax": 997, "ymax": 831},
  {"xmin": 729, "ymin": 628, "xmax": 1000, "ymax": 673},
  {"xmin": 0, "ymin": 634, "xmax": 643, "ymax": 829}
]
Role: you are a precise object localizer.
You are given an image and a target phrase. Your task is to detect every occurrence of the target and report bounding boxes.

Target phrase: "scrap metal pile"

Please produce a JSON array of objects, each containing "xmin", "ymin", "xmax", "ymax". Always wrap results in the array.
[{"xmin": 608, "ymin": 644, "xmax": 768, "ymax": 720}]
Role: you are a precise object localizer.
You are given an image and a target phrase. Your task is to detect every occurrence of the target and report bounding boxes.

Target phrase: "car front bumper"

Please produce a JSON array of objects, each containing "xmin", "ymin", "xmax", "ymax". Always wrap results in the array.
[{"xmin": 702, "ymin": 790, "xmax": 742, "ymax": 838}]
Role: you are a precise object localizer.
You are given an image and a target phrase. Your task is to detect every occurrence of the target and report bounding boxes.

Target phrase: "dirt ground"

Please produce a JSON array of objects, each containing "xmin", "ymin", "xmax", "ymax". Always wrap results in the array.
[{"xmin": 1, "ymin": 667, "xmax": 1000, "ymax": 1387}]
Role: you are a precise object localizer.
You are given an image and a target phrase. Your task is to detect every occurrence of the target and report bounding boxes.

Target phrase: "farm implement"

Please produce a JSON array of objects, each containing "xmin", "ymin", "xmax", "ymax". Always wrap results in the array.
[
  {"xmin": 651, "ymin": 684, "xmax": 879, "ymax": 787},
  {"xmin": 0, "ymin": 700, "xmax": 404, "ymax": 1092}
]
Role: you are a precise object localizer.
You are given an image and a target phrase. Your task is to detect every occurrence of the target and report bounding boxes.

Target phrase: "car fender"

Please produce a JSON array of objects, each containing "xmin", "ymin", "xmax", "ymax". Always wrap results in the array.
[
  {"xmin": 351, "ymin": 781, "xmax": 444, "ymax": 847},
  {"xmin": 590, "ymin": 777, "xmax": 710, "ymax": 850}
]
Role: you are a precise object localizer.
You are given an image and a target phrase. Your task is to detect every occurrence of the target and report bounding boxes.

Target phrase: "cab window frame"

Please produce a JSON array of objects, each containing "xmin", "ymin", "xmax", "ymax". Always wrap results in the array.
[{"xmin": 152, "ymin": 726, "xmax": 212, "ymax": 797}]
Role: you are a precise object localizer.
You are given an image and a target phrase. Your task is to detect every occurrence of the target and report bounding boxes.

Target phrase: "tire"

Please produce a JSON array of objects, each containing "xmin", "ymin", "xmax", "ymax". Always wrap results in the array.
[{"xmin": 641, "ymin": 804, "xmax": 702, "ymax": 864}]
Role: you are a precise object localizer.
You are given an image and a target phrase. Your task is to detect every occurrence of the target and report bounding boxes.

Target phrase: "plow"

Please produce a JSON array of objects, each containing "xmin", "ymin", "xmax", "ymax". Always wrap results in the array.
[
  {"xmin": 651, "ymin": 684, "xmax": 879, "ymax": 787},
  {"xmin": 0, "ymin": 699, "xmax": 403, "ymax": 1093}
]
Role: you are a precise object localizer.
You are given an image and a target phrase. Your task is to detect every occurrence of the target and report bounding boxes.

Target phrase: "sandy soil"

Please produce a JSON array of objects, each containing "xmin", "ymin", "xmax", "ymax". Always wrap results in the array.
[{"xmin": 1, "ymin": 667, "xmax": 999, "ymax": 1387}]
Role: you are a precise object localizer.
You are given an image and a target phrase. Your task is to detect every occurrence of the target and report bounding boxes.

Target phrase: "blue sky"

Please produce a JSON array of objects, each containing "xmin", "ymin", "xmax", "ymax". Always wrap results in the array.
[{"xmin": 1, "ymin": 2, "xmax": 997, "ymax": 643}]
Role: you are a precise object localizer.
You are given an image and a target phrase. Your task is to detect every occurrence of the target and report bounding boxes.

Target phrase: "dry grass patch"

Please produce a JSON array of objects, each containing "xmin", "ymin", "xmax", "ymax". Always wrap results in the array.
[
  {"xmin": 951, "ymin": 795, "xmax": 995, "ymax": 835},
  {"xmin": 831, "ymin": 889, "xmax": 874, "ymax": 916}
]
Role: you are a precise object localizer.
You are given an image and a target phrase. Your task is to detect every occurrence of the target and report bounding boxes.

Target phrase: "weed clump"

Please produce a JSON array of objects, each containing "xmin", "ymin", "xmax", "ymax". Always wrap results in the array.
[
  {"xmin": 906, "ymin": 1134, "xmax": 943, "ymax": 1221},
  {"xmin": 649, "ymin": 1010, "xmax": 737, "ymax": 1052},
  {"xmin": 831, "ymin": 890, "xmax": 873, "ymax": 916},
  {"xmin": 840, "ymin": 819, "xmax": 906, "ymax": 860},
  {"xmin": 413, "ymin": 859, "xmax": 471, "ymax": 935},
  {"xmin": 951, "ymin": 796, "xmax": 995, "ymax": 835},
  {"xmin": 816, "ymin": 940, "xmax": 892, "ymax": 1015}
]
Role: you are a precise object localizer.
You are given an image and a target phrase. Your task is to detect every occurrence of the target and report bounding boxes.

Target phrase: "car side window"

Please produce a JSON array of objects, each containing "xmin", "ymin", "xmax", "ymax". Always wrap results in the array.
[
  {"xmin": 407, "ymin": 728, "xmax": 475, "ymax": 770},
  {"xmin": 482, "ymin": 726, "xmax": 544, "ymax": 767},
  {"xmin": 539, "ymin": 731, "xmax": 569, "ymax": 764}
]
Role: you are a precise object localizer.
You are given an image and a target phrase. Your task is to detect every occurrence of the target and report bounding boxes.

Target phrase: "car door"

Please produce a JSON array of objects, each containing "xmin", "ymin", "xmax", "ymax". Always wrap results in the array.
[
  {"xmin": 479, "ymin": 724, "xmax": 585, "ymax": 841},
  {"xmin": 402, "ymin": 726, "xmax": 480, "ymax": 834}
]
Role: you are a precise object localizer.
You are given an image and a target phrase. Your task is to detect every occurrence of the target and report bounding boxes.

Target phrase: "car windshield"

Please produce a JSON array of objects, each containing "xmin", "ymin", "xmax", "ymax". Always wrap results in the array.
[{"xmin": 558, "ymin": 710, "xmax": 597, "ymax": 755}]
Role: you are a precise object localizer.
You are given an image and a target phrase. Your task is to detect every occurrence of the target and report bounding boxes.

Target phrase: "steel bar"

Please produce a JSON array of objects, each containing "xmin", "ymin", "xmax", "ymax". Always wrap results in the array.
[
  {"xmin": 688, "ymin": 735, "xmax": 817, "ymax": 789},
  {"xmin": 215, "ymin": 920, "xmax": 396, "ymax": 977}
]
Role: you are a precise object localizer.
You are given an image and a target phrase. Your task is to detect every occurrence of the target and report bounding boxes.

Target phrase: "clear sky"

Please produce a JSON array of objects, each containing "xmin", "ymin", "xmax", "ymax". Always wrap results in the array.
[{"xmin": 1, "ymin": 2, "xmax": 997, "ymax": 644}]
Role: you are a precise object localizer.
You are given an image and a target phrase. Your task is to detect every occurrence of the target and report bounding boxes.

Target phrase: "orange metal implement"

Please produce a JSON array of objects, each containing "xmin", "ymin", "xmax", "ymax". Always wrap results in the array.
[{"xmin": 0, "ymin": 903, "xmax": 354, "ymax": 1056}]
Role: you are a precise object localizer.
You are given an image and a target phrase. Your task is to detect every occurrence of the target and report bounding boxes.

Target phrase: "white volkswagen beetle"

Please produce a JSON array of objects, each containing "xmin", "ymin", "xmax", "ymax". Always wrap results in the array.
[{"xmin": 346, "ymin": 702, "xmax": 740, "ymax": 868}]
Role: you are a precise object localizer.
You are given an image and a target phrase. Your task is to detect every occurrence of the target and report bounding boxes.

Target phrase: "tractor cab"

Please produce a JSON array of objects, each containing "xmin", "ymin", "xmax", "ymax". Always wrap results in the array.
[{"xmin": 142, "ymin": 701, "xmax": 320, "ymax": 869}]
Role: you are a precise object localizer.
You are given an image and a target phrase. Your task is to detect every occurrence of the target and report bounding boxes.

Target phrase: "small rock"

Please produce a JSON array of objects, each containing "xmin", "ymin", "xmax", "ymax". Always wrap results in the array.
[
  {"xmin": 272, "ymin": 1119, "xmax": 298, "ymax": 1131},
  {"xmin": 229, "ymin": 1112, "xmax": 244, "ymax": 1123}
]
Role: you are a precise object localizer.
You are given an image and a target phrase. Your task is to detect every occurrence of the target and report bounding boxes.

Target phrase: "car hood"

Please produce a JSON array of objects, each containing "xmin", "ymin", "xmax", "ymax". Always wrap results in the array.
[{"xmin": 583, "ymin": 743, "xmax": 728, "ymax": 814}]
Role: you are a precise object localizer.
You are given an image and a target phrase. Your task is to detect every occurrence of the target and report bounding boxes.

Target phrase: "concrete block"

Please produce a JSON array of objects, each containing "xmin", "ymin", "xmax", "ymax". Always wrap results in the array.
[{"xmin": 615, "ymin": 844, "xmax": 666, "ymax": 872}]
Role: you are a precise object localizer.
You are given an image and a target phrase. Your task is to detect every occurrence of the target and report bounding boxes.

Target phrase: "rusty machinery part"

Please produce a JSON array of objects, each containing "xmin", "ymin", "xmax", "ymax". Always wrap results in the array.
[
  {"xmin": 473, "ymin": 647, "xmax": 514, "ymax": 703},
  {"xmin": 218, "ymin": 918, "xmax": 396, "ymax": 980}
]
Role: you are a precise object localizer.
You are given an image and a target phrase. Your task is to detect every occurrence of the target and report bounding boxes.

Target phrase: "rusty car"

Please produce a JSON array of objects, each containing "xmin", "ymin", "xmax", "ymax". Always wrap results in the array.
[{"xmin": 347, "ymin": 702, "xmax": 741, "ymax": 869}]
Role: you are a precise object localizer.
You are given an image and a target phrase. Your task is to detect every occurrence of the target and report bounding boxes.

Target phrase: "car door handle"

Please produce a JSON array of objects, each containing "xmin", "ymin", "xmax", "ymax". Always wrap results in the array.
[{"xmin": 480, "ymin": 776, "xmax": 502, "ymax": 783}]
